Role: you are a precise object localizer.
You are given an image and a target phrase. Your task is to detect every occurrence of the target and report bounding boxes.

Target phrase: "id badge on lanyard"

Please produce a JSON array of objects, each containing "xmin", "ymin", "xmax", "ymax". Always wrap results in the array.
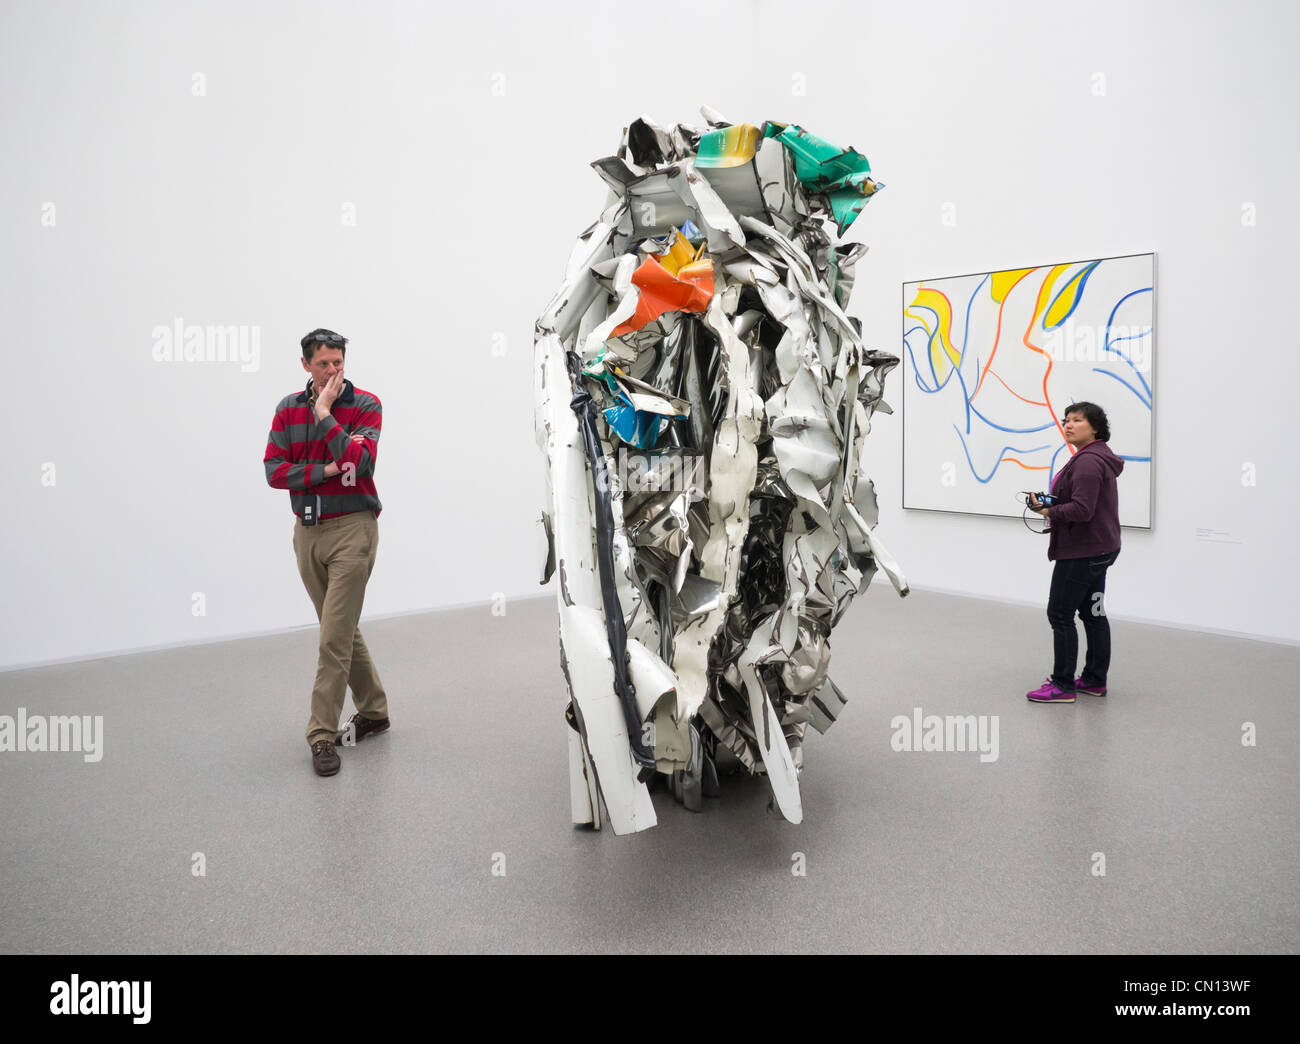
[{"xmin": 302, "ymin": 387, "xmax": 323, "ymax": 525}]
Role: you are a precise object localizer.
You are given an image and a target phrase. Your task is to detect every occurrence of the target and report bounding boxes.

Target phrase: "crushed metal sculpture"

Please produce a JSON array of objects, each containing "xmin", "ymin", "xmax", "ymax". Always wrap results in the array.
[{"xmin": 534, "ymin": 108, "xmax": 908, "ymax": 834}]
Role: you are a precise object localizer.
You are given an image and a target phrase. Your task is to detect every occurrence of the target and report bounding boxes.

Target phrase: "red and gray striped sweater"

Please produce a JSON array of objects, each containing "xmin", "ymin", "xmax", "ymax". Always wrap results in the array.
[{"xmin": 263, "ymin": 378, "xmax": 382, "ymax": 519}]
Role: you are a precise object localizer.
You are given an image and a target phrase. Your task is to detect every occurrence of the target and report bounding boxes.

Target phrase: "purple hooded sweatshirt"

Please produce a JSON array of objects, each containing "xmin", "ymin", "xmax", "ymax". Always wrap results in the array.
[{"xmin": 1046, "ymin": 439, "xmax": 1124, "ymax": 560}]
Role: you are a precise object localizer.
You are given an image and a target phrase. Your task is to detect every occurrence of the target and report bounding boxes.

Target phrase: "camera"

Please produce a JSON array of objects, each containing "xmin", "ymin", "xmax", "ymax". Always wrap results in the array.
[{"xmin": 1023, "ymin": 492, "xmax": 1058, "ymax": 508}]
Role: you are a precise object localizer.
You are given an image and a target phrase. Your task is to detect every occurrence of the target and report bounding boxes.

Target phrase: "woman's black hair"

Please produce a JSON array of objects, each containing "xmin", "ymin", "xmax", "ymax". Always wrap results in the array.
[{"xmin": 1064, "ymin": 401, "xmax": 1110, "ymax": 441}]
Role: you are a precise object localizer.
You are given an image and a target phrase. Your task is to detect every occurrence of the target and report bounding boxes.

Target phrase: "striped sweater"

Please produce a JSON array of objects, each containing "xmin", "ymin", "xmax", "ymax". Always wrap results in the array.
[{"xmin": 264, "ymin": 378, "xmax": 382, "ymax": 518}]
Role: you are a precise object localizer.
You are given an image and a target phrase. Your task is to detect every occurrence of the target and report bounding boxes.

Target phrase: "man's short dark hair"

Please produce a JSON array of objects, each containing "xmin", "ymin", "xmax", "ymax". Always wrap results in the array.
[
  {"xmin": 301, "ymin": 328, "xmax": 348, "ymax": 362},
  {"xmin": 1064, "ymin": 401, "xmax": 1110, "ymax": 441}
]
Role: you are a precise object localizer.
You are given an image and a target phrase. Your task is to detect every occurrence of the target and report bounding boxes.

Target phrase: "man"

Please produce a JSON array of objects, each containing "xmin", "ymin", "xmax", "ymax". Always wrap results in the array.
[
  {"xmin": 1026, "ymin": 401, "xmax": 1123, "ymax": 704},
  {"xmin": 263, "ymin": 328, "xmax": 390, "ymax": 775}
]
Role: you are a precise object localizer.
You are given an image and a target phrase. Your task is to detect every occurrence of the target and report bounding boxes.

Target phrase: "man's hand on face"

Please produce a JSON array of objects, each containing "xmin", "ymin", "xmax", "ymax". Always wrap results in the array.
[{"xmin": 315, "ymin": 371, "xmax": 345, "ymax": 418}]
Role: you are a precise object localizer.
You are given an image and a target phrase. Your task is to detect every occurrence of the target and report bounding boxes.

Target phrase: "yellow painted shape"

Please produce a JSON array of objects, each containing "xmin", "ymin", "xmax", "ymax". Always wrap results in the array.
[
  {"xmin": 1032, "ymin": 265, "xmax": 1071, "ymax": 328},
  {"xmin": 1044, "ymin": 263, "xmax": 1093, "ymax": 329},
  {"xmin": 906, "ymin": 287, "xmax": 959, "ymax": 378},
  {"xmin": 990, "ymin": 268, "xmax": 1035, "ymax": 304}
]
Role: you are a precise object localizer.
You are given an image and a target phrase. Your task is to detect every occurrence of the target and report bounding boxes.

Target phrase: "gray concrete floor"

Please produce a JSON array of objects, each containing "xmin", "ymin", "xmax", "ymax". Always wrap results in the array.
[{"xmin": 0, "ymin": 589, "xmax": 1296, "ymax": 954}]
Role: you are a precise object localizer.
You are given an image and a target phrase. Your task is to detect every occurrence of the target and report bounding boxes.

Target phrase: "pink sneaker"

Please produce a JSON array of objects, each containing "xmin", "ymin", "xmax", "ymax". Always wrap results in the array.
[
  {"xmin": 1075, "ymin": 677, "xmax": 1107, "ymax": 696},
  {"xmin": 1026, "ymin": 678, "xmax": 1076, "ymax": 703}
]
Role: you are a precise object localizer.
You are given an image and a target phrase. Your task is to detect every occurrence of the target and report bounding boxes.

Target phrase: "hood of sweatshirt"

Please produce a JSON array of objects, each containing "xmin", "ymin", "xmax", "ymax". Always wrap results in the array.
[{"xmin": 1067, "ymin": 438, "xmax": 1125, "ymax": 477}]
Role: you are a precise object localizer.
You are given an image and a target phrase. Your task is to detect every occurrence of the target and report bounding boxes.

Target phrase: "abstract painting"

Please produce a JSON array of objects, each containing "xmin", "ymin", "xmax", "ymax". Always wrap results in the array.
[{"xmin": 902, "ymin": 253, "xmax": 1154, "ymax": 526}]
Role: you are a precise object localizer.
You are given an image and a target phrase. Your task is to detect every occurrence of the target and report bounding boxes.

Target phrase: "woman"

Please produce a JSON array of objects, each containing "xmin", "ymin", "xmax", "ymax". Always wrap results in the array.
[{"xmin": 1026, "ymin": 402, "xmax": 1124, "ymax": 703}]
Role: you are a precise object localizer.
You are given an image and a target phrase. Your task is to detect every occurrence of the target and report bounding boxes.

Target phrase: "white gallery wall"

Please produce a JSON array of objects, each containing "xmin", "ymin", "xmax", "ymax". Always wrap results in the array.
[{"xmin": 1, "ymin": 0, "xmax": 1296, "ymax": 671}]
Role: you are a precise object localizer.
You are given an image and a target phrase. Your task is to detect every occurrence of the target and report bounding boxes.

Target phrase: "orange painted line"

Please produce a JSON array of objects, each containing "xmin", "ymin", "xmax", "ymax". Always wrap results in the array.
[
  {"xmin": 998, "ymin": 457, "xmax": 1049, "ymax": 471},
  {"xmin": 987, "ymin": 366, "xmax": 1047, "ymax": 406},
  {"xmin": 973, "ymin": 269, "xmax": 1034, "ymax": 401},
  {"xmin": 1020, "ymin": 271, "xmax": 1066, "ymax": 444},
  {"xmin": 912, "ymin": 286, "xmax": 959, "ymax": 370}
]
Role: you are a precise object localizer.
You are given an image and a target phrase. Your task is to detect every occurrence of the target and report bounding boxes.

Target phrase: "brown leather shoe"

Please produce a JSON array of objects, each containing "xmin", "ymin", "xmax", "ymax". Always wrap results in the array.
[
  {"xmin": 337, "ymin": 713, "xmax": 390, "ymax": 746},
  {"xmin": 311, "ymin": 739, "xmax": 341, "ymax": 776}
]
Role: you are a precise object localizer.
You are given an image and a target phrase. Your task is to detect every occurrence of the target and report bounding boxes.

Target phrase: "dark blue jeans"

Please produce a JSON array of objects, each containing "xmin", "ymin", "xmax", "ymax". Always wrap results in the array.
[{"xmin": 1046, "ymin": 549, "xmax": 1119, "ymax": 690}]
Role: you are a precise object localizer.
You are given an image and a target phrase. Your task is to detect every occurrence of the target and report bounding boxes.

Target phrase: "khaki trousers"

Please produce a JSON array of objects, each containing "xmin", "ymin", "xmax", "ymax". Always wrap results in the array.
[{"xmin": 293, "ymin": 510, "xmax": 388, "ymax": 746}]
